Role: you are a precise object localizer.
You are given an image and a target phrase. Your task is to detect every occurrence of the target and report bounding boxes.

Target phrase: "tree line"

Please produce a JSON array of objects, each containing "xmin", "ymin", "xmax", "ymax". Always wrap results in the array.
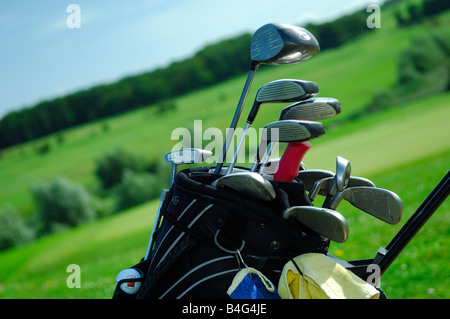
[{"xmin": 0, "ymin": 8, "xmax": 374, "ymax": 150}]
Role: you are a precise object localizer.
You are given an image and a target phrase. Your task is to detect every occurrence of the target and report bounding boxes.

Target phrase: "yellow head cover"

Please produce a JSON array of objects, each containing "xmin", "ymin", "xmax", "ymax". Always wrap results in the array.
[{"xmin": 278, "ymin": 253, "xmax": 380, "ymax": 299}]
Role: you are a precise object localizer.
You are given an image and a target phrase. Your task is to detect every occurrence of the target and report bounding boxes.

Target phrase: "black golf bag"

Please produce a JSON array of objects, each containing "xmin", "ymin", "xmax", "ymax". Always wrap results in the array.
[{"xmin": 113, "ymin": 166, "xmax": 330, "ymax": 299}]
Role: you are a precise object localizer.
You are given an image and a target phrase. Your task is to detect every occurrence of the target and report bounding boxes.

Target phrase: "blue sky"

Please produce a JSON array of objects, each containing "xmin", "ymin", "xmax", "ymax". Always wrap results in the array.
[{"xmin": 0, "ymin": 0, "xmax": 383, "ymax": 118}]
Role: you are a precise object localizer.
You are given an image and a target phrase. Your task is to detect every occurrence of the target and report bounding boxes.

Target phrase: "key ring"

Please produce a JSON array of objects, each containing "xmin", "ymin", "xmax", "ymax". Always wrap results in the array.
[{"xmin": 213, "ymin": 229, "xmax": 245, "ymax": 254}]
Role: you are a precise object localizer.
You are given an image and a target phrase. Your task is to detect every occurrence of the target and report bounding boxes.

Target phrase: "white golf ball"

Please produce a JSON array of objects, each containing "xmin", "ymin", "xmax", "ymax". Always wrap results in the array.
[{"xmin": 116, "ymin": 268, "xmax": 142, "ymax": 295}]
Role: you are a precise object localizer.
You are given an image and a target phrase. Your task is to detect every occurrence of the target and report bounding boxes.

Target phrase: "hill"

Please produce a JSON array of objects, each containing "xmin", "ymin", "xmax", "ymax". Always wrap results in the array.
[{"xmin": 0, "ymin": 0, "xmax": 448, "ymax": 299}]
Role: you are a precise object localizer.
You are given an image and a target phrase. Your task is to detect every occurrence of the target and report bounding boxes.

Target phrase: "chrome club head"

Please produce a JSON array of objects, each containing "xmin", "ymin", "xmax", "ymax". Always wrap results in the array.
[
  {"xmin": 251, "ymin": 23, "xmax": 320, "ymax": 65},
  {"xmin": 309, "ymin": 175, "xmax": 376, "ymax": 202},
  {"xmin": 226, "ymin": 79, "xmax": 319, "ymax": 175},
  {"xmin": 329, "ymin": 186, "xmax": 403, "ymax": 225},
  {"xmin": 279, "ymin": 97, "xmax": 341, "ymax": 121},
  {"xmin": 250, "ymin": 120, "xmax": 325, "ymax": 172},
  {"xmin": 165, "ymin": 148, "xmax": 212, "ymax": 186},
  {"xmin": 212, "ymin": 172, "xmax": 276, "ymax": 201},
  {"xmin": 283, "ymin": 206, "xmax": 349, "ymax": 243}
]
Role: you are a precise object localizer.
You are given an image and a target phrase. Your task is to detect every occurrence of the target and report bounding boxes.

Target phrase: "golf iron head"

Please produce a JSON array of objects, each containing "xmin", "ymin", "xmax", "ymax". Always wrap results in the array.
[
  {"xmin": 283, "ymin": 206, "xmax": 349, "ymax": 243},
  {"xmin": 212, "ymin": 172, "xmax": 276, "ymax": 202},
  {"xmin": 297, "ymin": 169, "xmax": 335, "ymax": 192},
  {"xmin": 335, "ymin": 156, "xmax": 352, "ymax": 192},
  {"xmin": 165, "ymin": 148, "xmax": 212, "ymax": 165},
  {"xmin": 165, "ymin": 148, "xmax": 213, "ymax": 186},
  {"xmin": 329, "ymin": 186, "xmax": 403, "ymax": 225},
  {"xmin": 309, "ymin": 176, "xmax": 376, "ymax": 201}
]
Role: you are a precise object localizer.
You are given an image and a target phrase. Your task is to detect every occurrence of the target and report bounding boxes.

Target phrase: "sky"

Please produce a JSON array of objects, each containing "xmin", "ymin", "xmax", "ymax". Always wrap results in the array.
[{"xmin": 0, "ymin": 0, "xmax": 384, "ymax": 118}]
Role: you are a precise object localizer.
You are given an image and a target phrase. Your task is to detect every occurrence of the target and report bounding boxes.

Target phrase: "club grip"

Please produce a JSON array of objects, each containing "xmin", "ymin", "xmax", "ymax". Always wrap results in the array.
[{"xmin": 273, "ymin": 142, "xmax": 311, "ymax": 182}]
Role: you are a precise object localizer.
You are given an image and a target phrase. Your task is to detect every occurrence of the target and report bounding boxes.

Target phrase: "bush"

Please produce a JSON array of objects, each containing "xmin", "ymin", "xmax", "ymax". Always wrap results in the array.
[
  {"xmin": 31, "ymin": 177, "xmax": 96, "ymax": 234},
  {"xmin": 399, "ymin": 35, "xmax": 446, "ymax": 85},
  {"xmin": 115, "ymin": 170, "xmax": 161, "ymax": 211},
  {"xmin": 363, "ymin": 30, "xmax": 448, "ymax": 115},
  {"xmin": 0, "ymin": 205, "xmax": 35, "ymax": 250},
  {"xmin": 365, "ymin": 89, "xmax": 396, "ymax": 113},
  {"xmin": 95, "ymin": 148, "xmax": 149, "ymax": 190}
]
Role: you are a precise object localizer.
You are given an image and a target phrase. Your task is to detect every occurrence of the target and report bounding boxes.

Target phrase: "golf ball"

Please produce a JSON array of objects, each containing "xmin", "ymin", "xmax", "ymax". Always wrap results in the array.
[{"xmin": 116, "ymin": 268, "xmax": 142, "ymax": 295}]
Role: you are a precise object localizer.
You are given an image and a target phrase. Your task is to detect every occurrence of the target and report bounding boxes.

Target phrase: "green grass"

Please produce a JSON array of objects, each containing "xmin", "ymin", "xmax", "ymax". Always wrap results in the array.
[
  {"xmin": 0, "ymin": 200, "xmax": 159, "ymax": 298},
  {"xmin": 0, "ymin": 4, "xmax": 449, "ymax": 299},
  {"xmin": 0, "ymin": 147, "xmax": 447, "ymax": 299}
]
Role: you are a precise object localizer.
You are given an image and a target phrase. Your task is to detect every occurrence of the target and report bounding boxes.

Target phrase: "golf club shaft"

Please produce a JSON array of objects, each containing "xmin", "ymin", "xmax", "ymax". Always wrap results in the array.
[
  {"xmin": 322, "ymin": 193, "xmax": 334, "ymax": 208},
  {"xmin": 377, "ymin": 171, "xmax": 450, "ymax": 276},
  {"xmin": 225, "ymin": 122, "xmax": 251, "ymax": 175},
  {"xmin": 214, "ymin": 62, "xmax": 259, "ymax": 174},
  {"xmin": 144, "ymin": 188, "xmax": 168, "ymax": 260},
  {"xmin": 254, "ymin": 142, "xmax": 274, "ymax": 173}
]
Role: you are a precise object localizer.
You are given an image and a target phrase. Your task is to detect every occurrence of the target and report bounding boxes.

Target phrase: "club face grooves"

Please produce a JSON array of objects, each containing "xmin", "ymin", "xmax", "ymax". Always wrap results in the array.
[
  {"xmin": 332, "ymin": 187, "xmax": 403, "ymax": 225},
  {"xmin": 263, "ymin": 120, "xmax": 325, "ymax": 143},
  {"xmin": 256, "ymin": 80, "xmax": 318, "ymax": 103}
]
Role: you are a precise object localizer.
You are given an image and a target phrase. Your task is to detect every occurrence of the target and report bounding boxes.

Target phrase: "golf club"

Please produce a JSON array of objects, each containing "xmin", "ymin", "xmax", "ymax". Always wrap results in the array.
[
  {"xmin": 297, "ymin": 169, "xmax": 334, "ymax": 192},
  {"xmin": 212, "ymin": 171, "xmax": 276, "ymax": 201},
  {"xmin": 283, "ymin": 206, "xmax": 349, "ymax": 243},
  {"xmin": 225, "ymin": 79, "xmax": 319, "ymax": 174},
  {"xmin": 214, "ymin": 23, "xmax": 320, "ymax": 174},
  {"xmin": 165, "ymin": 148, "xmax": 213, "ymax": 186},
  {"xmin": 144, "ymin": 148, "xmax": 212, "ymax": 260},
  {"xmin": 309, "ymin": 175, "xmax": 376, "ymax": 202},
  {"xmin": 249, "ymin": 120, "xmax": 325, "ymax": 172},
  {"xmin": 279, "ymin": 97, "xmax": 341, "ymax": 121},
  {"xmin": 328, "ymin": 186, "xmax": 403, "ymax": 225},
  {"xmin": 264, "ymin": 98, "xmax": 342, "ymax": 181},
  {"xmin": 321, "ymin": 156, "xmax": 351, "ymax": 208}
]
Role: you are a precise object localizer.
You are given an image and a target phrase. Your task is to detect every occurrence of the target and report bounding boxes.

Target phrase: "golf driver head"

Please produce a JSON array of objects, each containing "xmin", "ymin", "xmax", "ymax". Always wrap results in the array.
[
  {"xmin": 251, "ymin": 23, "xmax": 320, "ymax": 65},
  {"xmin": 283, "ymin": 206, "xmax": 349, "ymax": 243},
  {"xmin": 212, "ymin": 172, "xmax": 276, "ymax": 201},
  {"xmin": 329, "ymin": 186, "xmax": 403, "ymax": 225},
  {"xmin": 165, "ymin": 148, "xmax": 212, "ymax": 165},
  {"xmin": 279, "ymin": 97, "xmax": 342, "ymax": 121}
]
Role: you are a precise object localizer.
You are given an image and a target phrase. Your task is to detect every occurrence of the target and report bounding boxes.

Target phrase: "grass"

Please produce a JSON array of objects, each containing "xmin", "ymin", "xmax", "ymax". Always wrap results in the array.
[
  {"xmin": 0, "ymin": 3, "xmax": 448, "ymax": 299},
  {"xmin": 0, "ymin": 200, "xmax": 159, "ymax": 298},
  {"xmin": 0, "ymin": 145, "xmax": 447, "ymax": 299}
]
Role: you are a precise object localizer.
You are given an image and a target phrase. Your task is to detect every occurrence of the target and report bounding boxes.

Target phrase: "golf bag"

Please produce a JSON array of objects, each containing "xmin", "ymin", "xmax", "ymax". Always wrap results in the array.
[{"xmin": 113, "ymin": 166, "xmax": 330, "ymax": 299}]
